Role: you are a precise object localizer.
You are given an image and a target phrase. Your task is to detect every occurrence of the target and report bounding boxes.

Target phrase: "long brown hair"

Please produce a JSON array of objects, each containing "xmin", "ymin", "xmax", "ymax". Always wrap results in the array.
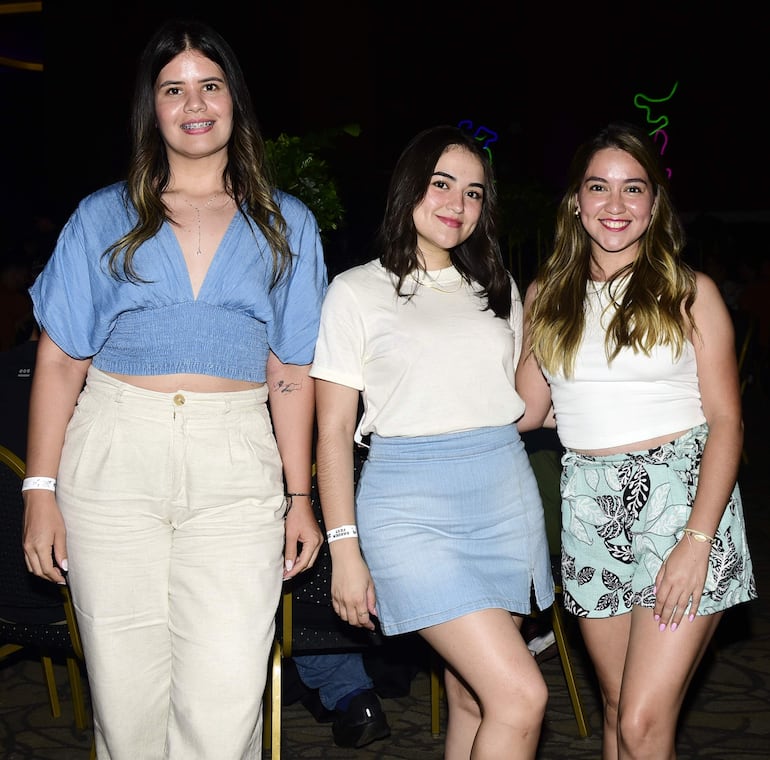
[
  {"xmin": 529, "ymin": 121, "xmax": 696, "ymax": 377},
  {"xmin": 103, "ymin": 18, "xmax": 291, "ymax": 287}
]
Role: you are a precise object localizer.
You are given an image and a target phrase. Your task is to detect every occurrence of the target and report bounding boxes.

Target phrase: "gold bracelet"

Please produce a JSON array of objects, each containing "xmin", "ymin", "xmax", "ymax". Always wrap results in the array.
[{"xmin": 683, "ymin": 527, "xmax": 714, "ymax": 544}]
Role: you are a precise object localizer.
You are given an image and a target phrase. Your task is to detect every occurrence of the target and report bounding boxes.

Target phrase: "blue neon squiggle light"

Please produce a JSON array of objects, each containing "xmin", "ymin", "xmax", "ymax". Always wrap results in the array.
[{"xmin": 458, "ymin": 120, "xmax": 498, "ymax": 165}]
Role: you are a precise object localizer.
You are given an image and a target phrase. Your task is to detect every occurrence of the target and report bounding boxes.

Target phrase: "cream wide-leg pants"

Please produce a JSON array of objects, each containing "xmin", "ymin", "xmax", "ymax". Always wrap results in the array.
[{"xmin": 57, "ymin": 367, "xmax": 286, "ymax": 760}]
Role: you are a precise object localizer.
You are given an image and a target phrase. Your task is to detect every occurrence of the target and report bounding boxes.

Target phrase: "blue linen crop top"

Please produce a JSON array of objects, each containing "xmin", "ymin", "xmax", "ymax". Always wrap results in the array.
[{"xmin": 30, "ymin": 182, "xmax": 328, "ymax": 383}]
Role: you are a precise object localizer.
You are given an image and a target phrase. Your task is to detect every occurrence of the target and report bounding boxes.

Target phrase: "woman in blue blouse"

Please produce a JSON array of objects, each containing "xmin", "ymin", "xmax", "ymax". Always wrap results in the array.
[{"xmin": 21, "ymin": 19, "xmax": 326, "ymax": 759}]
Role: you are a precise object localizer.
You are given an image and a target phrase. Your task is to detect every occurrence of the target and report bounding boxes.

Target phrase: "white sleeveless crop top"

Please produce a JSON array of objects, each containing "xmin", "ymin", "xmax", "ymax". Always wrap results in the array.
[{"xmin": 543, "ymin": 281, "xmax": 706, "ymax": 449}]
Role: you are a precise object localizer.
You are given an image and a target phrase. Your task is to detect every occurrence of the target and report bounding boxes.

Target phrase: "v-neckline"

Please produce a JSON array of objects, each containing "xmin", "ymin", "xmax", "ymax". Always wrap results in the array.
[{"xmin": 166, "ymin": 208, "xmax": 238, "ymax": 300}]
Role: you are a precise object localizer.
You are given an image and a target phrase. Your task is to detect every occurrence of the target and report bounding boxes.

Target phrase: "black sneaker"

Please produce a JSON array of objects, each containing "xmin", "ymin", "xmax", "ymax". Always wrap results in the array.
[{"xmin": 331, "ymin": 689, "xmax": 391, "ymax": 749}]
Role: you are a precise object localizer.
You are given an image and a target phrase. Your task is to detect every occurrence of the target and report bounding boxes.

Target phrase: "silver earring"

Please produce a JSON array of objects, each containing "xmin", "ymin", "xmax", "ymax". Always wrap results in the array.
[{"xmin": 574, "ymin": 208, "xmax": 580, "ymax": 217}]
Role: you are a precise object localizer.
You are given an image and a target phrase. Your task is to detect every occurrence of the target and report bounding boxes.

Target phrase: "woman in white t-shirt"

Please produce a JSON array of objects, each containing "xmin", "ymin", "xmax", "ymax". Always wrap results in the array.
[
  {"xmin": 311, "ymin": 125, "xmax": 554, "ymax": 759},
  {"xmin": 516, "ymin": 121, "xmax": 756, "ymax": 759}
]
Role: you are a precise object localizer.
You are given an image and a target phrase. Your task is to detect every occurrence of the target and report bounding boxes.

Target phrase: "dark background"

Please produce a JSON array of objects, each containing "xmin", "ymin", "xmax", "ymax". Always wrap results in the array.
[{"xmin": 2, "ymin": 1, "xmax": 768, "ymax": 272}]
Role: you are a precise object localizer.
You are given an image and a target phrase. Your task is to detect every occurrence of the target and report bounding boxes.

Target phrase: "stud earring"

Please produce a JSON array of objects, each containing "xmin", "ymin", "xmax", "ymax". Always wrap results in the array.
[{"xmin": 574, "ymin": 208, "xmax": 580, "ymax": 217}]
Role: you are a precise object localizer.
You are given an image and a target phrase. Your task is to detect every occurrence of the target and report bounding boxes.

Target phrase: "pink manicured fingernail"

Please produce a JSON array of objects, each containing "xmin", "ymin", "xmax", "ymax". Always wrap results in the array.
[
  {"xmin": 688, "ymin": 613, "xmax": 695, "ymax": 622},
  {"xmin": 659, "ymin": 623, "xmax": 666, "ymax": 632},
  {"xmin": 654, "ymin": 614, "xmax": 660, "ymax": 622},
  {"xmin": 671, "ymin": 622, "xmax": 678, "ymax": 632}
]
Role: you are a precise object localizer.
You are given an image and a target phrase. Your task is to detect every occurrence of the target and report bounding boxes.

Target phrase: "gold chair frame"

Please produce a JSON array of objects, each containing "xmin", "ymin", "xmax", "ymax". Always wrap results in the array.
[{"xmin": 0, "ymin": 444, "xmax": 94, "ymax": 758}]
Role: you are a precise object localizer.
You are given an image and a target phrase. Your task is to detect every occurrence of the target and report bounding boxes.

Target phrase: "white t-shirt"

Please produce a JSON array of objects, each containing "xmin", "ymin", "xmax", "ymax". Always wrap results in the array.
[
  {"xmin": 309, "ymin": 260, "xmax": 526, "ymax": 442},
  {"xmin": 544, "ymin": 281, "xmax": 707, "ymax": 449}
]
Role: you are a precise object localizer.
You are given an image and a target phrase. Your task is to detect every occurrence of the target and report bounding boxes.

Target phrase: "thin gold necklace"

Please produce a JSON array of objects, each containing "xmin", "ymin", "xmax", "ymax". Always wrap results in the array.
[
  {"xmin": 181, "ymin": 192, "xmax": 223, "ymax": 256},
  {"xmin": 419, "ymin": 267, "xmax": 463, "ymax": 294}
]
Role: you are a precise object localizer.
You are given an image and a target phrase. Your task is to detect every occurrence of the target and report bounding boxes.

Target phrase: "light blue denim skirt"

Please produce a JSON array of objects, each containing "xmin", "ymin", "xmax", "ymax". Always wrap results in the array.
[{"xmin": 356, "ymin": 424, "xmax": 554, "ymax": 635}]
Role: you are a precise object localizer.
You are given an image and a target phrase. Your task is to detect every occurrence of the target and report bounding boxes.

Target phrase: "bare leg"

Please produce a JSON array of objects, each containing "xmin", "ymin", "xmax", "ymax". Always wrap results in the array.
[
  {"xmin": 618, "ymin": 607, "xmax": 722, "ymax": 759},
  {"xmin": 579, "ymin": 614, "xmax": 631, "ymax": 760},
  {"xmin": 442, "ymin": 666, "xmax": 481, "ymax": 760},
  {"xmin": 579, "ymin": 607, "xmax": 722, "ymax": 760},
  {"xmin": 421, "ymin": 609, "xmax": 547, "ymax": 760}
]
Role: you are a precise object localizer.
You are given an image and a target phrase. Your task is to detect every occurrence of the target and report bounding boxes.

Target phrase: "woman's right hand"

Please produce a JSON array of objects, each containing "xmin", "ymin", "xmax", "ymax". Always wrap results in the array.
[
  {"xmin": 22, "ymin": 492, "xmax": 68, "ymax": 584},
  {"xmin": 22, "ymin": 332, "xmax": 89, "ymax": 585},
  {"xmin": 330, "ymin": 552, "xmax": 378, "ymax": 631}
]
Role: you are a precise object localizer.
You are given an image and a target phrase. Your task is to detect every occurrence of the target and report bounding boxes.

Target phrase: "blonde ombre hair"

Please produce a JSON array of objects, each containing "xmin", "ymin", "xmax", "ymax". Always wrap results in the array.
[{"xmin": 528, "ymin": 122, "xmax": 696, "ymax": 378}]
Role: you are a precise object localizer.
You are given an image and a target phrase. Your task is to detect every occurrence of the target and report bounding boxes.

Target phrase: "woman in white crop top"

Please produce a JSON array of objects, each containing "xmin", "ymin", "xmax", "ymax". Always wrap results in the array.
[
  {"xmin": 516, "ymin": 121, "xmax": 756, "ymax": 760},
  {"xmin": 311, "ymin": 126, "xmax": 554, "ymax": 759}
]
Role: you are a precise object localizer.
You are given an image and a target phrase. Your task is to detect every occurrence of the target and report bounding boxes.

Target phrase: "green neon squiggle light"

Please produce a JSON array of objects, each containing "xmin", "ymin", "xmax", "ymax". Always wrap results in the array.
[
  {"xmin": 633, "ymin": 81, "xmax": 679, "ymax": 133},
  {"xmin": 633, "ymin": 81, "xmax": 678, "ymax": 178}
]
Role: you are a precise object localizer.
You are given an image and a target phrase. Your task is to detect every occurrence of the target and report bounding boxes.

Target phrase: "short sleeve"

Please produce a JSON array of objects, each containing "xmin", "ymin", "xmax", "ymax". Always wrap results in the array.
[
  {"xmin": 266, "ymin": 195, "xmax": 328, "ymax": 365},
  {"xmin": 29, "ymin": 197, "xmax": 122, "ymax": 360},
  {"xmin": 309, "ymin": 274, "xmax": 366, "ymax": 390},
  {"xmin": 509, "ymin": 276, "xmax": 524, "ymax": 369}
]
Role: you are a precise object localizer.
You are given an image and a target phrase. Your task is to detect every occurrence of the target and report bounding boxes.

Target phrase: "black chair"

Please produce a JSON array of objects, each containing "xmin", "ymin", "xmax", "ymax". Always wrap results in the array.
[
  {"xmin": 262, "ymin": 450, "xmax": 443, "ymax": 758},
  {"xmin": 0, "ymin": 443, "xmax": 91, "ymax": 743}
]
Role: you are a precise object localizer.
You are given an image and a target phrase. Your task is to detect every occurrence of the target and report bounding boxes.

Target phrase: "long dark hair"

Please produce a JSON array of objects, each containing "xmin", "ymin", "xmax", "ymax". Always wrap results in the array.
[
  {"xmin": 104, "ymin": 18, "xmax": 291, "ymax": 285},
  {"xmin": 375, "ymin": 125, "xmax": 511, "ymax": 318}
]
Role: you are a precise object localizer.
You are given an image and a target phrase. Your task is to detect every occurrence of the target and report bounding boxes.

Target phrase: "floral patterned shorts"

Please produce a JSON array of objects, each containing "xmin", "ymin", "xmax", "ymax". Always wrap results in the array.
[{"xmin": 560, "ymin": 424, "xmax": 757, "ymax": 618}]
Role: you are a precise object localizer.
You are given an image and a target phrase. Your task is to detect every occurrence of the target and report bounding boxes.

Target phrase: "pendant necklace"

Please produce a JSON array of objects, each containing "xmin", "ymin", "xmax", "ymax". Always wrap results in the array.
[{"xmin": 181, "ymin": 192, "xmax": 223, "ymax": 256}]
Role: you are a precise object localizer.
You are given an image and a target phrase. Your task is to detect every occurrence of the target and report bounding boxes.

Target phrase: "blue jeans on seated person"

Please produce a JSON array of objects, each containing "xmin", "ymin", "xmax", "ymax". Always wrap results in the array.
[{"xmin": 293, "ymin": 652, "xmax": 374, "ymax": 711}]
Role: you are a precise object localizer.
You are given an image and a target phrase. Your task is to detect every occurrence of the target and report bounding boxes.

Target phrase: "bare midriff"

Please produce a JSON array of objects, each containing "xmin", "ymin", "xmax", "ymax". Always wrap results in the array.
[
  {"xmin": 104, "ymin": 372, "xmax": 264, "ymax": 393},
  {"xmin": 570, "ymin": 429, "xmax": 690, "ymax": 456}
]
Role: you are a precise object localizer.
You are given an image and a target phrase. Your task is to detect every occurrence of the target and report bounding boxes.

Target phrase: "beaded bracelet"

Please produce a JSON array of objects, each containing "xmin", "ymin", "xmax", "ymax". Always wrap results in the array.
[
  {"xmin": 285, "ymin": 492, "xmax": 311, "ymax": 514},
  {"xmin": 21, "ymin": 477, "xmax": 56, "ymax": 492},
  {"xmin": 326, "ymin": 524, "xmax": 358, "ymax": 543},
  {"xmin": 683, "ymin": 527, "xmax": 714, "ymax": 544}
]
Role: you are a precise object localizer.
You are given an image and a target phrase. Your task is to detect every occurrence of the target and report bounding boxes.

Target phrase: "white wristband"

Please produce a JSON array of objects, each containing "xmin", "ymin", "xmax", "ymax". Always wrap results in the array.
[
  {"xmin": 21, "ymin": 477, "xmax": 57, "ymax": 492},
  {"xmin": 326, "ymin": 524, "xmax": 358, "ymax": 543}
]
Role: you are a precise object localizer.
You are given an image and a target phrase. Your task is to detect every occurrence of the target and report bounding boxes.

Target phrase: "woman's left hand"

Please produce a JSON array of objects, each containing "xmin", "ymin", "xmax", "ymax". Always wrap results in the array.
[
  {"xmin": 653, "ymin": 535, "xmax": 711, "ymax": 630},
  {"xmin": 283, "ymin": 502, "xmax": 323, "ymax": 580}
]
